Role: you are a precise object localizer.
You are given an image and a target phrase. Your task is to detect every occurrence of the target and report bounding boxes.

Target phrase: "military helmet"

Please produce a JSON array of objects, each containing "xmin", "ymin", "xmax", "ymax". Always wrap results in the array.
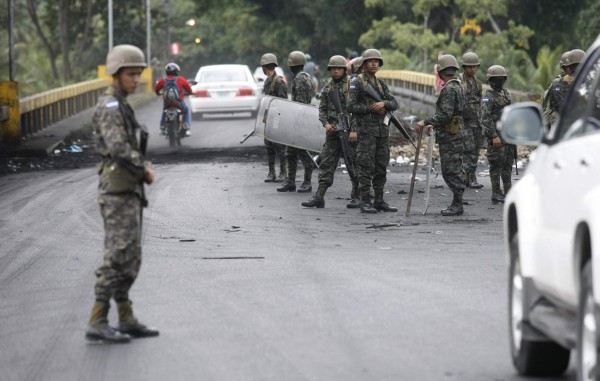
[
  {"xmin": 559, "ymin": 50, "xmax": 571, "ymax": 67},
  {"xmin": 361, "ymin": 49, "xmax": 384, "ymax": 66},
  {"xmin": 486, "ymin": 65, "xmax": 508, "ymax": 80},
  {"xmin": 260, "ymin": 53, "xmax": 278, "ymax": 66},
  {"xmin": 438, "ymin": 54, "xmax": 459, "ymax": 71},
  {"xmin": 461, "ymin": 52, "xmax": 480, "ymax": 67},
  {"xmin": 287, "ymin": 51, "xmax": 307, "ymax": 67},
  {"xmin": 165, "ymin": 62, "xmax": 180, "ymax": 73},
  {"xmin": 106, "ymin": 44, "xmax": 147, "ymax": 76},
  {"xmin": 566, "ymin": 49, "xmax": 585, "ymax": 66},
  {"xmin": 350, "ymin": 56, "xmax": 364, "ymax": 73},
  {"xmin": 328, "ymin": 55, "xmax": 347, "ymax": 69}
]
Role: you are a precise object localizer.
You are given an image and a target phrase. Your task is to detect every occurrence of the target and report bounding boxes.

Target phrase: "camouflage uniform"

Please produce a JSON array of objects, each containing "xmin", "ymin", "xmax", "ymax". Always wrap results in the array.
[
  {"xmin": 480, "ymin": 88, "xmax": 514, "ymax": 201},
  {"xmin": 93, "ymin": 85, "xmax": 146, "ymax": 305},
  {"xmin": 314, "ymin": 76, "xmax": 355, "ymax": 196},
  {"xmin": 458, "ymin": 72, "xmax": 482, "ymax": 185},
  {"xmin": 284, "ymin": 71, "xmax": 315, "ymax": 188},
  {"xmin": 423, "ymin": 79, "xmax": 466, "ymax": 204},
  {"xmin": 263, "ymin": 73, "xmax": 288, "ymax": 179},
  {"xmin": 347, "ymin": 73, "xmax": 398, "ymax": 206},
  {"xmin": 542, "ymin": 74, "xmax": 574, "ymax": 126}
]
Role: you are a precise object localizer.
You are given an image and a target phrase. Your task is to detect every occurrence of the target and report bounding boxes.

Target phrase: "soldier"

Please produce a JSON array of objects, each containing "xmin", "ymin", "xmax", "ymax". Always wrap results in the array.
[
  {"xmin": 277, "ymin": 51, "xmax": 315, "ymax": 193},
  {"xmin": 416, "ymin": 54, "xmax": 466, "ymax": 216},
  {"xmin": 347, "ymin": 49, "xmax": 399, "ymax": 213},
  {"xmin": 458, "ymin": 52, "xmax": 484, "ymax": 189},
  {"xmin": 347, "ymin": 56, "xmax": 364, "ymax": 208},
  {"xmin": 85, "ymin": 44, "xmax": 159, "ymax": 343},
  {"xmin": 542, "ymin": 50, "xmax": 571, "ymax": 126},
  {"xmin": 260, "ymin": 53, "xmax": 288, "ymax": 183},
  {"xmin": 480, "ymin": 65, "xmax": 514, "ymax": 204},
  {"xmin": 542, "ymin": 49, "xmax": 584, "ymax": 127},
  {"xmin": 302, "ymin": 55, "xmax": 354, "ymax": 208}
]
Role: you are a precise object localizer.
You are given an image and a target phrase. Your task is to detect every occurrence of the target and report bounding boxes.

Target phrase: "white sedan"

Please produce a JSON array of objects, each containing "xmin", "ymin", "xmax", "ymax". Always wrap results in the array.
[
  {"xmin": 189, "ymin": 64, "xmax": 260, "ymax": 118},
  {"xmin": 502, "ymin": 36, "xmax": 600, "ymax": 380}
]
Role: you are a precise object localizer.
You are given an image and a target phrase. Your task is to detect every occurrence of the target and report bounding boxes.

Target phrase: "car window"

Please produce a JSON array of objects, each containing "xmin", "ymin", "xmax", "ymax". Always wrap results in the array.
[
  {"xmin": 199, "ymin": 69, "xmax": 248, "ymax": 83},
  {"xmin": 587, "ymin": 70, "xmax": 600, "ymax": 132},
  {"xmin": 555, "ymin": 49, "xmax": 600, "ymax": 141}
]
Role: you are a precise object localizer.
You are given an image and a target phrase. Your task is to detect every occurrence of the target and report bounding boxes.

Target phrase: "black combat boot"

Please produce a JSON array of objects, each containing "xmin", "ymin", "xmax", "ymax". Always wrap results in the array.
[
  {"xmin": 441, "ymin": 194, "xmax": 464, "ymax": 216},
  {"xmin": 274, "ymin": 172, "xmax": 287, "ymax": 183},
  {"xmin": 264, "ymin": 166, "xmax": 276, "ymax": 183},
  {"xmin": 85, "ymin": 301, "xmax": 131, "ymax": 343},
  {"xmin": 277, "ymin": 181, "xmax": 296, "ymax": 192},
  {"xmin": 469, "ymin": 173, "xmax": 484, "ymax": 189},
  {"xmin": 373, "ymin": 192, "xmax": 398, "ymax": 212},
  {"xmin": 116, "ymin": 300, "xmax": 159, "ymax": 338},
  {"xmin": 360, "ymin": 192, "xmax": 378, "ymax": 214},
  {"xmin": 297, "ymin": 172, "xmax": 312, "ymax": 193},
  {"xmin": 347, "ymin": 186, "xmax": 360, "ymax": 209},
  {"xmin": 302, "ymin": 186, "xmax": 326, "ymax": 208}
]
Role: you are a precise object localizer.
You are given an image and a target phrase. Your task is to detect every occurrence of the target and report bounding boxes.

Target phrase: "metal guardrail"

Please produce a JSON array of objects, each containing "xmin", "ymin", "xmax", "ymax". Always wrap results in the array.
[{"xmin": 19, "ymin": 78, "xmax": 110, "ymax": 139}]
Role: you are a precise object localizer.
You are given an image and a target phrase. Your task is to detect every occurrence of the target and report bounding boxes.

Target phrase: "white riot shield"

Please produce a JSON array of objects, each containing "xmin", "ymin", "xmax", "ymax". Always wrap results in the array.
[
  {"xmin": 258, "ymin": 96, "xmax": 325, "ymax": 152},
  {"xmin": 253, "ymin": 96, "xmax": 276, "ymax": 138}
]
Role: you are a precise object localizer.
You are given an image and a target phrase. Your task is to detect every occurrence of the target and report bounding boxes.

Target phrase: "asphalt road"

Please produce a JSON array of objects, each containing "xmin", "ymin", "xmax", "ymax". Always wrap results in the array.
[{"xmin": 0, "ymin": 99, "xmax": 575, "ymax": 381}]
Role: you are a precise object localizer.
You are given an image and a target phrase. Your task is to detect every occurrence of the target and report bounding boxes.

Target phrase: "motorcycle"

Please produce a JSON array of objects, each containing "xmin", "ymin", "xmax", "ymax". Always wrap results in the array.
[{"xmin": 163, "ymin": 107, "xmax": 186, "ymax": 147}]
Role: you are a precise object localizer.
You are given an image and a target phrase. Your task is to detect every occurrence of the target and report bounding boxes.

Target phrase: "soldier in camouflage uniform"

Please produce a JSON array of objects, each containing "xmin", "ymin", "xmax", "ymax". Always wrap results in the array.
[
  {"xmin": 260, "ymin": 53, "xmax": 288, "ymax": 183},
  {"xmin": 458, "ymin": 52, "xmax": 484, "ymax": 189},
  {"xmin": 277, "ymin": 51, "xmax": 315, "ymax": 193},
  {"xmin": 541, "ymin": 50, "xmax": 570, "ymax": 127},
  {"xmin": 86, "ymin": 45, "xmax": 159, "ymax": 343},
  {"xmin": 302, "ymin": 55, "xmax": 355, "ymax": 208},
  {"xmin": 416, "ymin": 54, "xmax": 466, "ymax": 216},
  {"xmin": 347, "ymin": 49, "xmax": 399, "ymax": 213},
  {"xmin": 542, "ymin": 49, "xmax": 585, "ymax": 127},
  {"xmin": 480, "ymin": 65, "xmax": 514, "ymax": 204}
]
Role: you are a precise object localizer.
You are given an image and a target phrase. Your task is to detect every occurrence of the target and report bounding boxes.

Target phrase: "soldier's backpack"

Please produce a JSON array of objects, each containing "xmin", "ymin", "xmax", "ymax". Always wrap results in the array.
[{"xmin": 163, "ymin": 77, "xmax": 181, "ymax": 102}]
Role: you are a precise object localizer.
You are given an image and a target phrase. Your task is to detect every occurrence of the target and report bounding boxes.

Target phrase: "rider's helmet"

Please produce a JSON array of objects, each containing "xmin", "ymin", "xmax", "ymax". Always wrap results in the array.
[
  {"xmin": 105, "ymin": 44, "xmax": 147, "ymax": 76},
  {"xmin": 361, "ymin": 49, "xmax": 384, "ymax": 66},
  {"xmin": 287, "ymin": 51, "xmax": 307, "ymax": 67},
  {"xmin": 165, "ymin": 62, "xmax": 180, "ymax": 75},
  {"xmin": 260, "ymin": 53, "xmax": 278, "ymax": 67}
]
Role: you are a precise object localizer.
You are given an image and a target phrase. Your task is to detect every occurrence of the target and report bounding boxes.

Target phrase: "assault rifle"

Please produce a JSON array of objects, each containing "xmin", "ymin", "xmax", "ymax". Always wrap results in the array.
[
  {"xmin": 139, "ymin": 123, "xmax": 149, "ymax": 208},
  {"xmin": 364, "ymin": 83, "xmax": 416, "ymax": 149},
  {"xmin": 328, "ymin": 88, "xmax": 358, "ymax": 185}
]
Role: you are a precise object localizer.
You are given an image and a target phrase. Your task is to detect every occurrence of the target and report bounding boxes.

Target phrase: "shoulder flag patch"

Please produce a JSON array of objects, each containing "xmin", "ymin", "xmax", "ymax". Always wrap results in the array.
[
  {"xmin": 482, "ymin": 97, "xmax": 490, "ymax": 103},
  {"xmin": 106, "ymin": 100, "xmax": 119, "ymax": 109}
]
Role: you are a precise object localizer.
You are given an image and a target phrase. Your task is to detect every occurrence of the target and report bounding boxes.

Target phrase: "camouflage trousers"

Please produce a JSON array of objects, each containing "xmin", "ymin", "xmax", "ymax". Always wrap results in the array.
[
  {"xmin": 462, "ymin": 119, "xmax": 483, "ymax": 181},
  {"xmin": 286, "ymin": 146, "xmax": 314, "ymax": 183},
  {"xmin": 264, "ymin": 138, "xmax": 287, "ymax": 173},
  {"xmin": 439, "ymin": 140, "xmax": 465, "ymax": 197},
  {"xmin": 317, "ymin": 134, "xmax": 357, "ymax": 192},
  {"xmin": 94, "ymin": 193, "xmax": 142, "ymax": 304},
  {"xmin": 356, "ymin": 133, "xmax": 389, "ymax": 199},
  {"xmin": 487, "ymin": 143, "xmax": 515, "ymax": 194}
]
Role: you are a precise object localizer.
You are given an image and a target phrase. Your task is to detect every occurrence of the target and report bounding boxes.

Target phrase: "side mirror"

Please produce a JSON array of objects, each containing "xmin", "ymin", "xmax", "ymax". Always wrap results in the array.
[
  {"xmin": 188, "ymin": 80, "xmax": 198, "ymax": 86},
  {"xmin": 500, "ymin": 102, "xmax": 546, "ymax": 146}
]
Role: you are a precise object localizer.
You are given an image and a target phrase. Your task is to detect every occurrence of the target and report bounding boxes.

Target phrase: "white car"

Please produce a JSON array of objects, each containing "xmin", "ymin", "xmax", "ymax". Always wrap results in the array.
[
  {"xmin": 189, "ymin": 64, "xmax": 259, "ymax": 118},
  {"xmin": 502, "ymin": 36, "xmax": 600, "ymax": 380}
]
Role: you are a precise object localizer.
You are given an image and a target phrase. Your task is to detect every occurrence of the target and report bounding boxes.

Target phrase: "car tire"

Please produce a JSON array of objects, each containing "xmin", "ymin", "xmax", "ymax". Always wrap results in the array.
[
  {"xmin": 577, "ymin": 262, "xmax": 600, "ymax": 381},
  {"xmin": 509, "ymin": 233, "xmax": 570, "ymax": 376}
]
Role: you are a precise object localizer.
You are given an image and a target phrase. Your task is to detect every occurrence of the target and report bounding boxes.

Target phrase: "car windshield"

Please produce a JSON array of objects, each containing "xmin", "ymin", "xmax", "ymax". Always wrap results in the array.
[{"xmin": 199, "ymin": 68, "xmax": 247, "ymax": 83}]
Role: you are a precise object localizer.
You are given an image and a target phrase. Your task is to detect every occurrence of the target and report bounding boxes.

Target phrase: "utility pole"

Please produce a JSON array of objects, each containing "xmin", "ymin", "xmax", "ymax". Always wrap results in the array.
[
  {"xmin": 146, "ymin": 0, "xmax": 151, "ymax": 66},
  {"xmin": 8, "ymin": 0, "xmax": 15, "ymax": 80},
  {"xmin": 165, "ymin": 0, "xmax": 171, "ymax": 60},
  {"xmin": 108, "ymin": 0, "xmax": 113, "ymax": 51}
]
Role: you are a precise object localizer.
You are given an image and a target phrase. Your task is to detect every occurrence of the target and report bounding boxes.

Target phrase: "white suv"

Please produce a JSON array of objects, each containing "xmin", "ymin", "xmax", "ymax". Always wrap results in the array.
[{"xmin": 501, "ymin": 36, "xmax": 600, "ymax": 380}]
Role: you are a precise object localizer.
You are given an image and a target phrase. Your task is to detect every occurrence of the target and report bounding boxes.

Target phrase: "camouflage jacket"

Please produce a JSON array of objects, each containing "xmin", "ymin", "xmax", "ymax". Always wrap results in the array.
[
  {"xmin": 424, "ymin": 79, "xmax": 466, "ymax": 144},
  {"xmin": 347, "ymin": 73, "xmax": 398, "ymax": 136},
  {"xmin": 263, "ymin": 73, "xmax": 288, "ymax": 99},
  {"xmin": 480, "ymin": 88, "xmax": 512, "ymax": 142},
  {"xmin": 543, "ymin": 74, "xmax": 574, "ymax": 125},
  {"xmin": 93, "ymin": 85, "xmax": 145, "ymax": 196},
  {"xmin": 458, "ymin": 72, "xmax": 482, "ymax": 120},
  {"xmin": 291, "ymin": 71, "xmax": 313, "ymax": 104},
  {"xmin": 318, "ymin": 76, "xmax": 349, "ymax": 127}
]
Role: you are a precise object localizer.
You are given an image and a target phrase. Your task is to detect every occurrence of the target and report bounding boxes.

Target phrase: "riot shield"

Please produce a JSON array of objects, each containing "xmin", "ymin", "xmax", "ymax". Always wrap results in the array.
[{"xmin": 260, "ymin": 97, "xmax": 325, "ymax": 152}]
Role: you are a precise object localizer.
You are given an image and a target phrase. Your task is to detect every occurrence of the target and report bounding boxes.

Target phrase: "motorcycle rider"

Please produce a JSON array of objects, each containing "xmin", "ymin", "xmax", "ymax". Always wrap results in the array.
[{"xmin": 154, "ymin": 63, "xmax": 193, "ymax": 136}]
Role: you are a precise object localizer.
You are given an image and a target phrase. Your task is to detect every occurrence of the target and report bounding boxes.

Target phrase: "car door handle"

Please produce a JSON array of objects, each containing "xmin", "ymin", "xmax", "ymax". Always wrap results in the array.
[{"xmin": 580, "ymin": 158, "xmax": 589, "ymax": 167}]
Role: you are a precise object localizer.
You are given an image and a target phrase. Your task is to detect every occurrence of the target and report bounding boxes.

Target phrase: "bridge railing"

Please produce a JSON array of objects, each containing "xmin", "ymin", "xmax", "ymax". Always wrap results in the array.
[{"xmin": 0, "ymin": 69, "xmax": 536, "ymax": 147}]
